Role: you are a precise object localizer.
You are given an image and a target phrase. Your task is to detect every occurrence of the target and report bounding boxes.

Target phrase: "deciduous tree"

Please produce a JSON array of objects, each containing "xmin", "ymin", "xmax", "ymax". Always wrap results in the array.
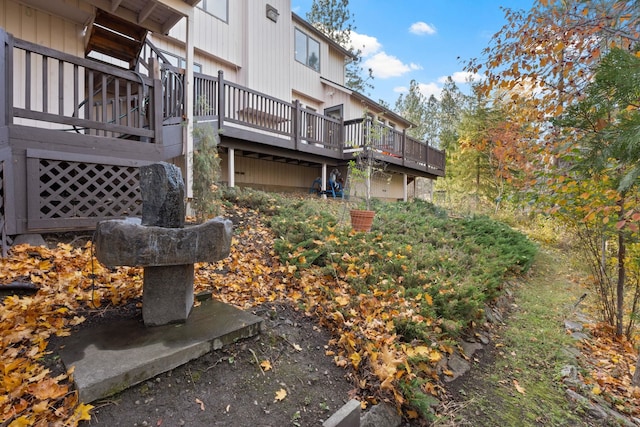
[{"xmin": 554, "ymin": 48, "xmax": 640, "ymax": 339}]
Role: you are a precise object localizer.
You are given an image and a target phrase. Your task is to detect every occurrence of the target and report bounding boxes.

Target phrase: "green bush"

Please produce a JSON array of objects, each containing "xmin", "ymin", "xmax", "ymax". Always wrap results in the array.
[{"xmin": 267, "ymin": 197, "xmax": 537, "ymax": 334}]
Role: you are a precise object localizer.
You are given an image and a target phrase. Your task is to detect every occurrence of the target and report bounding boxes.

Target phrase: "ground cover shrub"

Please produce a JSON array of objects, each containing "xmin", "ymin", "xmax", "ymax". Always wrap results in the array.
[
  {"xmin": 267, "ymin": 197, "xmax": 537, "ymax": 330},
  {"xmin": 227, "ymin": 190, "xmax": 538, "ymax": 417}
]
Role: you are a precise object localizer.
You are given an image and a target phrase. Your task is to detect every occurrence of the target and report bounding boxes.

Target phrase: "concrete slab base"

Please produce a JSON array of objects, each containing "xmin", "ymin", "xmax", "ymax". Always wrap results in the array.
[{"xmin": 59, "ymin": 299, "xmax": 263, "ymax": 403}]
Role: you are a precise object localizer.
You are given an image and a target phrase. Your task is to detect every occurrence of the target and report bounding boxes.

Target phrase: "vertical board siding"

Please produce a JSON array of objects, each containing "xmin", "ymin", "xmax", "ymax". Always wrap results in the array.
[
  {"xmin": 2, "ymin": 0, "xmax": 85, "ymax": 129},
  {"xmin": 246, "ymin": 0, "xmax": 291, "ymax": 100},
  {"xmin": 221, "ymin": 154, "xmax": 320, "ymax": 189}
]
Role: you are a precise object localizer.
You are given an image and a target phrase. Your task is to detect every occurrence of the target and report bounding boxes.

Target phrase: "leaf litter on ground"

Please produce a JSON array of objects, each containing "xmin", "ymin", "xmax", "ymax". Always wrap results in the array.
[{"xmin": 3, "ymin": 194, "xmax": 626, "ymax": 425}]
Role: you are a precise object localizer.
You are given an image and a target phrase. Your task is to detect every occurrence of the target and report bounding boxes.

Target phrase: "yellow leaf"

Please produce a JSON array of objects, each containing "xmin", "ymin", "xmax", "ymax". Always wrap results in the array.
[
  {"xmin": 429, "ymin": 349, "xmax": 442, "ymax": 363},
  {"xmin": 350, "ymin": 352, "xmax": 361, "ymax": 369},
  {"xmin": 274, "ymin": 388, "xmax": 287, "ymax": 402},
  {"xmin": 63, "ymin": 402, "xmax": 95, "ymax": 425},
  {"xmin": 592, "ymin": 385, "xmax": 602, "ymax": 395},
  {"xmin": 33, "ymin": 400, "xmax": 49, "ymax": 413},
  {"xmin": 260, "ymin": 360, "xmax": 272, "ymax": 371},
  {"xmin": 424, "ymin": 293, "xmax": 433, "ymax": 306},
  {"xmin": 8, "ymin": 416, "xmax": 31, "ymax": 427},
  {"xmin": 513, "ymin": 380, "xmax": 526, "ymax": 395},
  {"xmin": 406, "ymin": 346, "xmax": 430, "ymax": 358},
  {"xmin": 335, "ymin": 295, "xmax": 350, "ymax": 306}
]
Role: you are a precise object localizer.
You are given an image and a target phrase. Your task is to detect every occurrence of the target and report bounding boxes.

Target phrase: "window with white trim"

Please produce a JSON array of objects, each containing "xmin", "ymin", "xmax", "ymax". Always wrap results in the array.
[
  {"xmin": 161, "ymin": 50, "xmax": 202, "ymax": 73},
  {"xmin": 198, "ymin": 0, "xmax": 228, "ymax": 22},
  {"xmin": 295, "ymin": 28, "xmax": 320, "ymax": 72}
]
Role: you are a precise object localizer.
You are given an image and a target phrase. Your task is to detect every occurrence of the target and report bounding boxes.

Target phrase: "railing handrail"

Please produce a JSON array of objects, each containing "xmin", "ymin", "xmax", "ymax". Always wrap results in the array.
[
  {"xmin": 2, "ymin": 29, "xmax": 443, "ymax": 176},
  {"xmin": 14, "ymin": 38, "xmax": 155, "ymax": 86},
  {"xmin": 224, "ymin": 79, "xmax": 295, "ymax": 108},
  {"xmin": 7, "ymin": 33, "xmax": 160, "ymax": 143}
]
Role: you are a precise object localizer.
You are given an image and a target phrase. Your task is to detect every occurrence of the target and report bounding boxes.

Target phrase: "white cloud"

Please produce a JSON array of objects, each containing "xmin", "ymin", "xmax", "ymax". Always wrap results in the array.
[
  {"xmin": 418, "ymin": 82, "xmax": 442, "ymax": 99},
  {"xmin": 364, "ymin": 52, "xmax": 421, "ymax": 79},
  {"xmin": 438, "ymin": 71, "xmax": 483, "ymax": 84},
  {"xmin": 409, "ymin": 22, "xmax": 437, "ymax": 36},
  {"xmin": 394, "ymin": 82, "xmax": 442, "ymax": 99},
  {"xmin": 349, "ymin": 31, "xmax": 421, "ymax": 80},
  {"xmin": 349, "ymin": 31, "xmax": 382, "ymax": 57}
]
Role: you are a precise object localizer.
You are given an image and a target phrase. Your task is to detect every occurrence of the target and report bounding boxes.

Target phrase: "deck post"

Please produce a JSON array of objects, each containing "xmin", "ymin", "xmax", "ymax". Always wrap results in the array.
[
  {"xmin": 321, "ymin": 163, "xmax": 327, "ymax": 200},
  {"xmin": 401, "ymin": 129, "xmax": 406, "ymax": 167},
  {"xmin": 1, "ymin": 29, "xmax": 13, "ymax": 127},
  {"xmin": 292, "ymin": 100, "xmax": 300, "ymax": 150},
  {"xmin": 183, "ymin": 11, "xmax": 195, "ymax": 198},
  {"xmin": 149, "ymin": 57, "xmax": 163, "ymax": 146},
  {"xmin": 217, "ymin": 70, "xmax": 225, "ymax": 131},
  {"xmin": 228, "ymin": 147, "xmax": 235, "ymax": 188},
  {"xmin": 403, "ymin": 173, "xmax": 408, "ymax": 202},
  {"xmin": 425, "ymin": 142, "xmax": 430, "ymax": 173}
]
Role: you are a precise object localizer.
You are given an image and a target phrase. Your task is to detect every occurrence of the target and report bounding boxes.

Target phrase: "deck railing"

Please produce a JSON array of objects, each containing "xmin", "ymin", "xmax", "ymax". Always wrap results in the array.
[
  {"xmin": 0, "ymin": 30, "xmax": 443, "ymax": 176},
  {"xmin": 296, "ymin": 104, "xmax": 343, "ymax": 151},
  {"xmin": 222, "ymin": 76, "xmax": 294, "ymax": 137},
  {"xmin": 342, "ymin": 118, "xmax": 446, "ymax": 175},
  {"xmin": 1, "ymin": 31, "xmax": 162, "ymax": 143},
  {"xmin": 137, "ymin": 40, "xmax": 184, "ymax": 123},
  {"xmin": 193, "ymin": 71, "xmax": 444, "ymax": 175}
]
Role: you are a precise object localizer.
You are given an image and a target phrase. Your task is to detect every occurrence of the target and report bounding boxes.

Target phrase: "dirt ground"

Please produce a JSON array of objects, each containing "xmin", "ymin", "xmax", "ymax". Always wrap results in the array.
[{"xmin": 54, "ymin": 301, "xmax": 358, "ymax": 427}]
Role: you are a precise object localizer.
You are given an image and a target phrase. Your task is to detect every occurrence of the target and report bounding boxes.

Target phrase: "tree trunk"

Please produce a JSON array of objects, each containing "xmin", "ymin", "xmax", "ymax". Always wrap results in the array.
[
  {"xmin": 616, "ymin": 198, "xmax": 626, "ymax": 337},
  {"xmin": 633, "ymin": 354, "xmax": 640, "ymax": 386}
]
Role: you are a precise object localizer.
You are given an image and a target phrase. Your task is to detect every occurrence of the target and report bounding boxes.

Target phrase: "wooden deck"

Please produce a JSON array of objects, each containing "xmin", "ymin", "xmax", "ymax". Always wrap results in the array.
[
  {"xmin": 0, "ymin": 30, "xmax": 445, "ymax": 237},
  {"xmin": 195, "ymin": 71, "xmax": 446, "ymax": 177}
]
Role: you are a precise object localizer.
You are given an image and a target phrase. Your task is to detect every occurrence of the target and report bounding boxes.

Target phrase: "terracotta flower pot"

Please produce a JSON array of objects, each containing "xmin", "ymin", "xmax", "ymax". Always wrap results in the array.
[{"xmin": 350, "ymin": 209, "xmax": 375, "ymax": 232}]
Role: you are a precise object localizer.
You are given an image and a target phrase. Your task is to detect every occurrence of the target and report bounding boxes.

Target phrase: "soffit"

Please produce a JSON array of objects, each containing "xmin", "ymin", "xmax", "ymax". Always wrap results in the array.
[{"xmin": 84, "ymin": 0, "xmax": 198, "ymax": 35}]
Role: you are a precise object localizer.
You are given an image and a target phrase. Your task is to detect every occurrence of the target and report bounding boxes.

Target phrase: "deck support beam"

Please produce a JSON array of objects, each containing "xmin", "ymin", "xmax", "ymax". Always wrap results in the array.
[
  {"xmin": 403, "ymin": 173, "xmax": 408, "ymax": 202},
  {"xmin": 183, "ymin": 10, "xmax": 195, "ymax": 198},
  {"xmin": 321, "ymin": 163, "xmax": 327, "ymax": 199},
  {"xmin": 228, "ymin": 148, "xmax": 235, "ymax": 187}
]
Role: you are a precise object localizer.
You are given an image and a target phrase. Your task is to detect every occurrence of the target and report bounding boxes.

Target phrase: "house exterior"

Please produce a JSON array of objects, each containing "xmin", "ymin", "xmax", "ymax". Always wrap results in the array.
[{"xmin": 0, "ymin": 0, "xmax": 444, "ymax": 242}]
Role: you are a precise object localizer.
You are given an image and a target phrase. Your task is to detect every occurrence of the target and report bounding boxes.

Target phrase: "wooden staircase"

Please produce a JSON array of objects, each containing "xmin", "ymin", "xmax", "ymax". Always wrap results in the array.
[{"xmin": 85, "ymin": 9, "xmax": 148, "ymax": 69}]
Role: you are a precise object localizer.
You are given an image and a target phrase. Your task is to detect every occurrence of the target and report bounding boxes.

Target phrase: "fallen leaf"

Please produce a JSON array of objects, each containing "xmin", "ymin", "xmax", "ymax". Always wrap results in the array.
[
  {"xmin": 195, "ymin": 398, "xmax": 205, "ymax": 411},
  {"xmin": 513, "ymin": 380, "xmax": 526, "ymax": 395},
  {"xmin": 350, "ymin": 352, "xmax": 361, "ymax": 369},
  {"xmin": 8, "ymin": 416, "xmax": 31, "ymax": 427},
  {"xmin": 335, "ymin": 295, "xmax": 350, "ymax": 306},
  {"xmin": 260, "ymin": 360, "xmax": 272, "ymax": 371},
  {"xmin": 292, "ymin": 343, "xmax": 302, "ymax": 352},
  {"xmin": 592, "ymin": 385, "xmax": 602, "ymax": 395},
  {"xmin": 274, "ymin": 388, "xmax": 287, "ymax": 402},
  {"xmin": 67, "ymin": 403, "xmax": 94, "ymax": 424}
]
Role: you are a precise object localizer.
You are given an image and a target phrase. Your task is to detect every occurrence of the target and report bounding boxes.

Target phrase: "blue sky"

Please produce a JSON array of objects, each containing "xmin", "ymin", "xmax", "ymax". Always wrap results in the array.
[{"xmin": 292, "ymin": 0, "xmax": 535, "ymax": 106}]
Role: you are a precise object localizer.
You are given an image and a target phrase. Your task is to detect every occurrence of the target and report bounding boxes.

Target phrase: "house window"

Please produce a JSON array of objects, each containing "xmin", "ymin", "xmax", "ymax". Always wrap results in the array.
[
  {"xmin": 199, "ymin": 0, "xmax": 228, "ymax": 22},
  {"xmin": 295, "ymin": 28, "xmax": 320, "ymax": 71},
  {"xmin": 160, "ymin": 50, "xmax": 202, "ymax": 73}
]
